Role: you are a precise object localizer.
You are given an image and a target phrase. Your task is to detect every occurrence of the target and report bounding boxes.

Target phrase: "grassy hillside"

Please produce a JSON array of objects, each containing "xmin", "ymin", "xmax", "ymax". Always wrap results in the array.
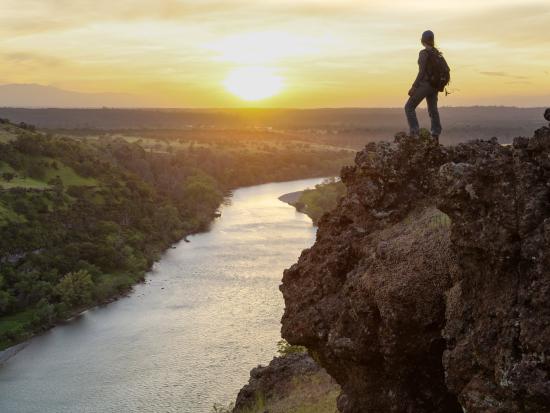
[
  {"xmin": 0, "ymin": 120, "xmax": 353, "ymax": 350},
  {"xmin": 0, "ymin": 158, "xmax": 97, "ymax": 190}
]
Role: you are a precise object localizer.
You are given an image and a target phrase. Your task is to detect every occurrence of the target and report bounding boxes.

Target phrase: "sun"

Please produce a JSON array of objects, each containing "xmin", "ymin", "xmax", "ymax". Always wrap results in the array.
[{"xmin": 224, "ymin": 67, "xmax": 284, "ymax": 101}]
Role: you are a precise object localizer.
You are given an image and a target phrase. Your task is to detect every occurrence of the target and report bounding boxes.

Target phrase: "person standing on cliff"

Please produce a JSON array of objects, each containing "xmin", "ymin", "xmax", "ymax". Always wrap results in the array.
[{"xmin": 405, "ymin": 30, "xmax": 450, "ymax": 143}]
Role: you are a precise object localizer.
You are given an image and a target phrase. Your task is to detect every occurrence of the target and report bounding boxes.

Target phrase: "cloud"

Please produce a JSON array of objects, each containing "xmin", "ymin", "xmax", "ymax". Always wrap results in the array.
[
  {"xmin": 0, "ymin": 0, "xmax": 360, "ymax": 32},
  {"xmin": 0, "ymin": 52, "xmax": 64, "ymax": 66},
  {"xmin": 505, "ymin": 80, "xmax": 533, "ymax": 85},
  {"xmin": 0, "ymin": 1, "xmax": 240, "ymax": 36},
  {"xmin": 440, "ymin": 2, "xmax": 550, "ymax": 46},
  {"xmin": 0, "ymin": 0, "xmax": 548, "ymax": 107},
  {"xmin": 480, "ymin": 72, "xmax": 528, "ymax": 80}
]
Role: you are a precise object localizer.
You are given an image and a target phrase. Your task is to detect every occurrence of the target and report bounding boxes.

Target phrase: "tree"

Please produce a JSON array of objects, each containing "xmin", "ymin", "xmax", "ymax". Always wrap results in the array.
[
  {"xmin": 32, "ymin": 298, "xmax": 56, "ymax": 326},
  {"xmin": 152, "ymin": 205, "xmax": 182, "ymax": 239},
  {"xmin": 0, "ymin": 274, "xmax": 14, "ymax": 314},
  {"xmin": 48, "ymin": 176, "xmax": 64, "ymax": 206},
  {"xmin": 55, "ymin": 270, "xmax": 94, "ymax": 308},
  {"xmin": 1, "ymin": 172, "xmax": 15, "ymax": 182},
  {"xmin": 18, "ymin": 122, "xmax": 36, "ymax": 132},
  {"xmin": 26, "ymin": 161, "xmax": 46, "ymax": 180},
  {"xmin": 0, "ymin": 290, "xmax": 13, "ymax": 314},
  {"xmin": 181, "ymin": 173, "xmax": 223, "ymax": 213}
]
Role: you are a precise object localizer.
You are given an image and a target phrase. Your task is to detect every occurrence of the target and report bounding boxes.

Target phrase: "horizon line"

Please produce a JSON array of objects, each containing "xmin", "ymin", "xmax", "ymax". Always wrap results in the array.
[{"xmin": 0, "ymin": 105, "xmax": 547, "ymax": 111}]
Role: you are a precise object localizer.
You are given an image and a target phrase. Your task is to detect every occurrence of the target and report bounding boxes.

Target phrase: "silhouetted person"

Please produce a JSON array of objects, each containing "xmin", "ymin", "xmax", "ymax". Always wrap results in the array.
[{"xmin": 405, "ymin": 30, "xmax": 448, "ymax": 142}]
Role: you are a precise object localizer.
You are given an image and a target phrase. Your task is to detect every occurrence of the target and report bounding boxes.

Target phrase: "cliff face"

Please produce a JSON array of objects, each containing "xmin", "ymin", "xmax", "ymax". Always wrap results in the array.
[{"xmin": 281, "ymin": 120, "xmax": 550, "ymax": 412}]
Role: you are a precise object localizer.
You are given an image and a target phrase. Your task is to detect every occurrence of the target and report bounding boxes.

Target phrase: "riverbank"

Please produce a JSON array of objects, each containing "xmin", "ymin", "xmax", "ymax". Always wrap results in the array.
[
  {"xmin": 0, "ymin": 178, "xmax": 323, "ymax": 413},
  {"xmin": 0, "ymin": 177, "xmax": 322, "ymax": 353},
  {"xmin": 278, "ymin": 178, "xmax": 344, "ymax": 225},
  {"xmin": 278, "ymin": 191, "xmax": 304, "ymax": 206},
  {"xmin": 0, "ymin": 265, "xmax": 153, "ymax": 357},
  {"xmin": 0, "ymin": 119, "xmax": 354, "ymax": 352}
]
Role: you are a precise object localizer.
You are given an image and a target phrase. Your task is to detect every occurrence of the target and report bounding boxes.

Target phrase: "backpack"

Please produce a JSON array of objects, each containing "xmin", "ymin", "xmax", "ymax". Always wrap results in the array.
[{"xmin": 427, "ymin": 49, "xmax": 451, "ymax": 93}]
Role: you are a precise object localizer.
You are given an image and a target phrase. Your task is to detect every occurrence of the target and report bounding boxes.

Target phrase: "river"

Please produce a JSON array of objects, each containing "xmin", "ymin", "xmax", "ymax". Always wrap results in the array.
[{"xmin": 0, "ymin": 178, "xmax": 323, "ymax": 413}]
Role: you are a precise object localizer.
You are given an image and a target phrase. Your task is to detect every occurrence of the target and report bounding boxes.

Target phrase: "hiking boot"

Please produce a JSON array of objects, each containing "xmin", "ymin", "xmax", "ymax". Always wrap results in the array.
[{"xmin": 431, "ymin": 134, "xmax": 440, "ymax": 144}]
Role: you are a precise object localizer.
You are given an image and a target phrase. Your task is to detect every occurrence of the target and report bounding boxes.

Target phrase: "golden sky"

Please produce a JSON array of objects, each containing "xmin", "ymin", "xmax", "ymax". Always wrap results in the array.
[{"xmin": 0, "ymin": 0, "xmax": 549, "ymax": 107}]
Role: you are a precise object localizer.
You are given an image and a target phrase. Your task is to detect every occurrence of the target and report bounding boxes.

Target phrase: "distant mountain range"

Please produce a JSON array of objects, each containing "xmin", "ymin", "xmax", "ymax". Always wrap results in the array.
[{"xmin": 0, "ymin": 84, "xmax": 147, "ymax": 108}]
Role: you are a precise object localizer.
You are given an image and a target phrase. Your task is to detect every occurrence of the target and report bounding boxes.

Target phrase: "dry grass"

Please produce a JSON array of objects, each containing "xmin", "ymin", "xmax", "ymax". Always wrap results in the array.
[
  {"xmin": 357, "ymin": 205, "xmax": 458, "ymax": 328},
  {"xmin": 364, "ymin": 206, "xmax": 456, "ymax": 285},
  {"xmin": 230, "ymin": 369, "xmax": 339, "ymax": 413}
]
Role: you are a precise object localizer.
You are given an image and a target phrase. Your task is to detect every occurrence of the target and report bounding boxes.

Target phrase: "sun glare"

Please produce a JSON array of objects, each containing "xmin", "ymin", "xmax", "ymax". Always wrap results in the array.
[{"xmin": 224, "ymin": 67, "xmax": 284, "ymax": 101}]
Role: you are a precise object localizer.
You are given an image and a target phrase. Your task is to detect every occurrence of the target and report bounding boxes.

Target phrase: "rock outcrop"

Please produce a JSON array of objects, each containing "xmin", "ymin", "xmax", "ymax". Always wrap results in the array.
[
  {"xmin": 233, "ymin": 353, "xmax": 339, "ymax": 413},
  {"xmin": 281, "ymin": 113, "xmax": 550, "ymax": 413}
]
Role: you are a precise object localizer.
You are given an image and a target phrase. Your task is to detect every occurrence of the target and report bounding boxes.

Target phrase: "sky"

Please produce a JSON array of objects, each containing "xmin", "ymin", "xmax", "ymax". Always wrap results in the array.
[{"xmin": 0, "ymin": 0, "xmax": 549, "ymax": 108}]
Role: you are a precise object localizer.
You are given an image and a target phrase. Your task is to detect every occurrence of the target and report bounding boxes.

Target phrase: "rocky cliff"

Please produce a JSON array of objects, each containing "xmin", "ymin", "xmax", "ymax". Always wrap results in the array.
[{"xmin": 281, "ymin": 114, "xmax": 550, "ymax": 413}]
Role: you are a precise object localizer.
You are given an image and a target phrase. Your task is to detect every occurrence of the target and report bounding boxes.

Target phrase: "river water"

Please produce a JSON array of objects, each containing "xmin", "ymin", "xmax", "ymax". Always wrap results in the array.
[{"xmin": 0, "ymin": 178, "xmax": 323, "ymax": 413}]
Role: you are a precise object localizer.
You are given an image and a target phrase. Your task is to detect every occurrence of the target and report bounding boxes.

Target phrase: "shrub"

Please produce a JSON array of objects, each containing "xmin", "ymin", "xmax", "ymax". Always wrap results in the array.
[
  {"xmin": 1, "ymin": 172, "xmax": 15, "ymax": 182},
  {"xmin": 212, "ymin": 403, "xmax": 234, "ymax": 413},
  {"xmin": 55, "ymin": 270, "xmax": 94, "ymax": 308},
  {"xmin": 31, "ymin": 299, "xmax": 56, "ymax": 327},
  {"xmin": 25, "ymin": 161, "xmax": 46, "ymax": 180},
  {"xmin": 277, "ymin": 339, "xmax": 307, "ymax": 356}
]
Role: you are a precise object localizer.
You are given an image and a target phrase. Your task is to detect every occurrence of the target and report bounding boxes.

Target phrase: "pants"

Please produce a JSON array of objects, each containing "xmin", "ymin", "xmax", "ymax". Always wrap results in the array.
[{"xmin": 405, "ymin": 81, "xmax": 442, "ymax": 136}]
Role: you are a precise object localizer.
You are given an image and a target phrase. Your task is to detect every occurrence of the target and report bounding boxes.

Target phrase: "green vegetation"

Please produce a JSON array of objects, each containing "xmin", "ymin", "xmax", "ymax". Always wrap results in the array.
[
  {"xmin": 86, "ymin": 134, "xmax": 354, "ymax": 188},
  {"xmin": 0, "ymin": 156, "xmax": 97, "ymax": 190},
  {"xmin": 293, "ymin": 178, "xmax": 346, "ymax": 224},
  {"xmin": 0, "ymin": 162, "xmax": 48, "ymax": 190},
  {"xmin": 0, "ymin": 310, "xmax": 35, "ymax": 350},
  {"xmin": 43, "ymin": 160, "xmax": 98, "ymax": 187},
  {"xmin": 211, "ymin": 404, "xmax": 234, "ymax": 413},
  {"xmin": 277, "ymin": 339, "xmax": 307, "ymax": 356},
  {"xmin": 0, "ymin": 202, "xmax": 25, "ymax": 226},
  {"xmin": 0, "ymin": 128, "xmax": 16, "ymax": 143},
  {"xmin": 0, "ymin": 120, "xmax": 353, "ymax": 350}
]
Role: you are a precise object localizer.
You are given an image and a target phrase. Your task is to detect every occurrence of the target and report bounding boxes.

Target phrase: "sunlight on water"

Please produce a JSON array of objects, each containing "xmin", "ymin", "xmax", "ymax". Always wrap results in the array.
[{"xmin": 0, "ymin": 178, "xmax": 323, "ymax": 413}]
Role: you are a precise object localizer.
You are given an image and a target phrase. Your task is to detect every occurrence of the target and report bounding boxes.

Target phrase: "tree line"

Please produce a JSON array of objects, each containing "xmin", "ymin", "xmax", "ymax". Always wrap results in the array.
[{"xmin": 0, "ymin": 121, "xmax": 352, "ymax": 349}]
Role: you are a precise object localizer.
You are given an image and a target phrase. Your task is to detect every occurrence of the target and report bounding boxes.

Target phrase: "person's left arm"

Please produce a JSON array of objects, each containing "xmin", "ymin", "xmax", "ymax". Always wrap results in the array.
[{"xmin": 409, "ymin": 50, "xmax": 428, "ymax": 96}]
